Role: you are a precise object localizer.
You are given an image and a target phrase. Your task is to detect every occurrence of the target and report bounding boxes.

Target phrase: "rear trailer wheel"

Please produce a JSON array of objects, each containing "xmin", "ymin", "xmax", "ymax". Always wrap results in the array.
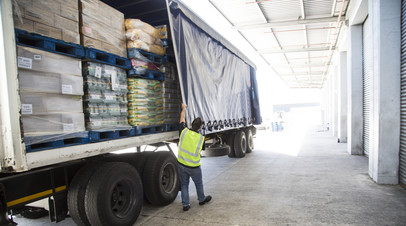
[
  {"xmin": 246, "ymin": 129, "xmax": 254, "ymax": 153},
  {"xmin": 68, "ymin": 163, "xmax": 100, "ymax": 226},
  {"xmin": 84, "ymin": 162, "xmax": 143, "ymax": 226},
  {"xmin": 201, "ymin": 144, "xmax": 230, "ymax": 157},
  {"xmin": 227, "ymin": 133, "xmax": 236, "ymax": 158},
  {"xmin": 143, "ymin": 152, "xmax": 180, "ymax": 206},
  {"xmin": 234, "ymin": 131, "xmax": 247, "ymax": 158}
]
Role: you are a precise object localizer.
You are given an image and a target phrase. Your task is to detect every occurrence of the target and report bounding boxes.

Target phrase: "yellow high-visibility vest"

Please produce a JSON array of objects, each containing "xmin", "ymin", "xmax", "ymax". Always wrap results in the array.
[{"xmin": 177, "ymin": 128, "xmax": 204, "ymax": 167}]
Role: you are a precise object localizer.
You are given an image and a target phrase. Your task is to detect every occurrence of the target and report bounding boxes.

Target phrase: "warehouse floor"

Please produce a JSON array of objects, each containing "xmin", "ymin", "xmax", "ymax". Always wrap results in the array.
[{"xmin": 13, "ymin": 125, "xmax": 406, "ymax": 225}]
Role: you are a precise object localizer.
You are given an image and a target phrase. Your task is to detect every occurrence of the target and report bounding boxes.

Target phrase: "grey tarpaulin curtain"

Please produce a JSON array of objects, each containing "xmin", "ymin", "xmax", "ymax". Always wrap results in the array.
[{"xmin": 167, "ymin": 0, "xmax": 261, "ymax": 131}]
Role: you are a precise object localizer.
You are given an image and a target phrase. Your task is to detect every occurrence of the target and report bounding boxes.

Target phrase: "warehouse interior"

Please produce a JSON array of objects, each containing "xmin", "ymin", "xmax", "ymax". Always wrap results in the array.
[{"xmin": 4, "ymin": 0, "xmax": 406, "ymax": 224}]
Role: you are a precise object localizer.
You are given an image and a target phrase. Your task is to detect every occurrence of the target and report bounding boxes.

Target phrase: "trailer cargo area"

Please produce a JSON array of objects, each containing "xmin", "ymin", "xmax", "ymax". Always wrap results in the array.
[{"xmin": 0, "ymin": 0, "xmax": 261, "ymax": 224}]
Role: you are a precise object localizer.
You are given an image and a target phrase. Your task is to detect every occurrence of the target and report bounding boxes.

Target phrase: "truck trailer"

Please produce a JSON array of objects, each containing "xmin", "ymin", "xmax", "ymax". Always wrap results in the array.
[{"xmin": 0, "ymin": 0, "xmax": 261, "ymax": 225}]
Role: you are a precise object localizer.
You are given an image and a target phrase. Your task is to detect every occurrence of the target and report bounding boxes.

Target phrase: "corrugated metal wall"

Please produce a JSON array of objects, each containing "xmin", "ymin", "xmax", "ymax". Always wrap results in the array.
[
  {"xmin": 362, "ymin": 16, "xmax": 373, "ymax": 157},
  {"xmin": 400, "ymin": 0, "xmax": 406, "ymax": 186}
]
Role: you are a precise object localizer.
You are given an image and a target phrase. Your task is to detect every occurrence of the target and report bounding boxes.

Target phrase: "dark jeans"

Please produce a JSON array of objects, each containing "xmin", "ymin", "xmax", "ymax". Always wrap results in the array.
[{"xmin": 178, "ymin": 163, "xmax": 206, "ymax": 206}]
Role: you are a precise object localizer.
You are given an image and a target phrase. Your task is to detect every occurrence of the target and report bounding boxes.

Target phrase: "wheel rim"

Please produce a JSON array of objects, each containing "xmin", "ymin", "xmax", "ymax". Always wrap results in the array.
[
  {"xmin": 110, "ymin": 180, "xmax": 135, "ymax": 218},
  {"xmin": 241, "ymin": 136, "xmax": 247, "ymax": 153},
  {"xmin": 161, "ymin": 162, "xmax": 176, "ymax": 193}
]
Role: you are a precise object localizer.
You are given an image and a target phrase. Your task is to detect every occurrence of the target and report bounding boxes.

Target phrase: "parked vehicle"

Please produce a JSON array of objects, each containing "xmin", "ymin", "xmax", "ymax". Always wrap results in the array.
[{"xmin": 0, "ymin": 0, "xmax": 261, "ymax": 224}]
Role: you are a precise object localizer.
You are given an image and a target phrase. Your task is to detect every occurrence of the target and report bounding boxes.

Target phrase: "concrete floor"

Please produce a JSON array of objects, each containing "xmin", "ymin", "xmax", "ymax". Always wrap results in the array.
[{"xmin": 13, "ymin": 125, "xmax": 406, "ymax": 225}]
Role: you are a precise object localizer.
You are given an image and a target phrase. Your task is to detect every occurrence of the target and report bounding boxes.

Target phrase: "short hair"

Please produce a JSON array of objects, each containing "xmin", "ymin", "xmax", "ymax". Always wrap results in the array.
[{"xmin": 191, "ymin": 117, "xmax": 202, "ymax": 131}]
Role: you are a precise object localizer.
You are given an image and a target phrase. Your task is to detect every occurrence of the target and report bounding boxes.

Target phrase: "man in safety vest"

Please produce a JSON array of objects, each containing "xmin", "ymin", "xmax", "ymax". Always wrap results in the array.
[{"xmin": 178, "ymin": 103, "xmax": 212, "ymax": 211}]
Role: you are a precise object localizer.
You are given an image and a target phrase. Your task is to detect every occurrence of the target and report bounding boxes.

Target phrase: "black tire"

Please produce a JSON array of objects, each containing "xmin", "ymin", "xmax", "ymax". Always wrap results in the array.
[
  {"xmin": 234, "ymin": 130, "xmax": 247, "ymax": 158},
  {"xmin": 85, "ymin": 162, "xmax": 143, "ymax": 226},
  {"xmin": 227, "ymin": 133, "xmax": 236, "ymax": 158},
  {"xmin": 20, "ymin": 206, "xmax": 49, "ymax": 219},
  {"xmin": 143, "ymin": 151, "xmax": 180, "ymax": 206},
  {"xmin": 246, "ymin": 129, "xmax": 254, "ymax": 153},
  {"xmin": 68, "ymin": 162, "xmax": 100, "ymax": 226},
  {"xmin": 104, "ymin": 152, "xmax": 154, "ymax": 180},
  {"xmin": 201, "ymin": 144, "xmax": 230, "ymax": 157}
]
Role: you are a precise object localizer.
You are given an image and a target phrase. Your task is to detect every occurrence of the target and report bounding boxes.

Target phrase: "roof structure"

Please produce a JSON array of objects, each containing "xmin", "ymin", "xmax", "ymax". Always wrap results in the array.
[{"xmin": 209, "ymin": 0, "xmax": 350, "ymax": 88}]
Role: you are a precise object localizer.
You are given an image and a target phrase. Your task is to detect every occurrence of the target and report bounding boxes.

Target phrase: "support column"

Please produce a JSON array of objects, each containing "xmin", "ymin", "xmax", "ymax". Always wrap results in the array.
[
  {"xmin": 338, "ymin": 52, "xmax": 348, "ymax": 143},
  {"xmin": 347, "ymin": 25, "xmax": 363, "ymax": 155},
  {"xmin": 332, "ymin": 66, "xmax": 339, "ymax": 137},
  {"xmin": 369, "ymin": 0, "xmax": 401, "ymax": 184}
]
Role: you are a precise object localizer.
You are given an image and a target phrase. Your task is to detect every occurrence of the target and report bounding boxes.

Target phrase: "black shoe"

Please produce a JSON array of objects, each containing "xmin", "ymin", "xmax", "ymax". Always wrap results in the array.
[
  {"xmin": 199, "ymin": 195, "xmax": 212, "ymax": 205},
  {"xmin": 183, "ymin": 205, "xmax": 190, "ymax": 211}
]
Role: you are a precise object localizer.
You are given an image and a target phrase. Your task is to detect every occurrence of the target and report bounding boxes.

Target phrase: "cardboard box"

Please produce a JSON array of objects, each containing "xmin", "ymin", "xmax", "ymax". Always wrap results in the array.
[
  {"xmin": 14, "ymin": 0, "xmax": 80, "ymax": 44},
  {"xmin": 23, "ymin": 113, "xmax": 85, "ymax": 135},
  {"xmin": 20, "ymin": 92, "xmax": 83, "ymax": 114},
  {"xmin": 79, "ymin": 0, "xmax": 126, "ymax": 57},
  {"xmin": 17, "ymin": 46, "xmax": 82, "ymax": 76},
  {"xmin": 19, "ymin": 69, "xmax": 84, "ymax": 95}
]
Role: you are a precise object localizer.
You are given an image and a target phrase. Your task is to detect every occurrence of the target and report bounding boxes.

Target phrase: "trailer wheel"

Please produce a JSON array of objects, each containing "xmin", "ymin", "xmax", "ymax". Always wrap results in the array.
[
  {"xmin": 20, "ymin": 206, "xmax": 49, "ymax": 219},
  {"xmin": 85, "ymin": 162, "xmax": 143, "ymax": 226},
  {"xmin": 234, "ymin": 131, "xmax": 247, "ymax": 158},
  {"xmin": 246, "ymin": 129, "xmax": 254, "ymax": 153},
  {"xmin": 227, "ymin": 133, "xmax": 236, "ymax": 158},
  {"xmin": 143, "ymin": 152, "xmax": 179, "ymax": 206},
  {"xmin": 201, "ymin": 144, "xmax": 230, "ymax": 157},
  {"xmin": 68, "ymin": 163, "xmax": 100, "ymax": 226}
]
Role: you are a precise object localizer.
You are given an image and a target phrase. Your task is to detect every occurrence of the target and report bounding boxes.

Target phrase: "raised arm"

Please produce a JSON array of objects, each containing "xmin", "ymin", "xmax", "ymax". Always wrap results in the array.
[{"xmin": 180, "ymin": 103, "xmax": 187, "ymax": 123}]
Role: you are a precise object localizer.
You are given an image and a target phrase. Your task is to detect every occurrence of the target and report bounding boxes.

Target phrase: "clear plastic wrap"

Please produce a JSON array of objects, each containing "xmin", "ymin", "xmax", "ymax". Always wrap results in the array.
[
  {"xmin": 13, "ymin": 0, "xmax": 80, "ymax": 44},
  {"xmin": 20, "ymin": 92, "xmax": 83, "ymax": 114},
  {"xmin": 22, "ymin": 113, "xmax": 86, "ymax": 135},
  {"xmin": 127, "ymin": 78, "xmax": 163, "ymax": 126},
  {"xmin": 83, "ymin": 62, "xmax": 129, "ymax": 130},
  {"xmin": 17, "ymin": 46, "xmax": 82, "ymax": 75},
  {"xmin": 125, "ymin": 28, "xmax": 162, "ymax": 45},
  {"xmin": 125, "ymin": 19, "xmax": 160, "ymax": 38},
  {"xmin": 127, "ymin": 40, "xmax": 165, "ymax": 56},
  {"xmin": 79, "ymin": 0, "xmax": 126, "ymax": 57},
  {"xmin": 19, "ymin": 69, "xmax": 84, "ymax": 95}
]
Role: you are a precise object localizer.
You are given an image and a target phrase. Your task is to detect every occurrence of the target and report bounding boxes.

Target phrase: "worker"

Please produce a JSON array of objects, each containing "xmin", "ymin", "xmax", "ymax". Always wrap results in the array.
[{"xmin": 178, "ymin": 103, "xmax": 212, "ymax": 211}]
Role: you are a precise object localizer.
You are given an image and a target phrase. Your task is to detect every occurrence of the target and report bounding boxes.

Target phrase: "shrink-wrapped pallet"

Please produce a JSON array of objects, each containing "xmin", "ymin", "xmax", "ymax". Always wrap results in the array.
[
  {"xmin": 17, "ymin": 46, "xmax": 85, "ymax": 140},
  {"xmin": 127, "ymin": 78, "xmax": 164, "ymax": 126},
  {"xmin": 13, "ymin": 0, "xmax": 80, "ymax": 44},
  {"xmin": 83, "ymin": 62, "xmax": 130, "ymax": 130},
  {"xmin": 79, "ymin": 0, "xmax": 126, "ymax": 57}
]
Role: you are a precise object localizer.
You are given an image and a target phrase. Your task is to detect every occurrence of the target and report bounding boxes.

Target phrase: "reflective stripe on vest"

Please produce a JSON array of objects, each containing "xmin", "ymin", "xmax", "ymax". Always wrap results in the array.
[{"xmin": 177, "ymin": 128, "xmax": 204, "ymax": 167}]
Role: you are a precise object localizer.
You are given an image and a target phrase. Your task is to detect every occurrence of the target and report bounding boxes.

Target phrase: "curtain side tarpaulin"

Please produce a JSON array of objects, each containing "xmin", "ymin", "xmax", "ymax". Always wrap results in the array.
[{"xmin": 168, "ymin": 0, "xmax": 261, "ymax": 131}]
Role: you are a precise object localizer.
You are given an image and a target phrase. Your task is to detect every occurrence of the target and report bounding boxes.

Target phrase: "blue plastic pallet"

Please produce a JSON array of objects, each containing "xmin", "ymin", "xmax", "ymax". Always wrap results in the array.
[
  {"xmin": 89, "ymin": 128, "xmax": 136, "ymax": 142},
  {"xmin": 165, "ymin": 123, "xmax": 179, "ymax": 132},
  {"xmin": 127, "ymin": 48, "xmax": 167, "ymax": 65},
  {"xmin": 135, "ymin": 125, "xmax": 166, "ymax": 136},
  {"xmin": 15, "ymin": 29, "xmax": 84, "ymax": 58},
  {"xmin": 84, "ymin": 48, "xmax": 131, "ymax": 69},
  {"xmin": 25, "ymin": 135, "xmax": 90, "ymax": 153},
  {"xmin": 128, "ymin": 69, "xmax": 165, "ymax": 81}
]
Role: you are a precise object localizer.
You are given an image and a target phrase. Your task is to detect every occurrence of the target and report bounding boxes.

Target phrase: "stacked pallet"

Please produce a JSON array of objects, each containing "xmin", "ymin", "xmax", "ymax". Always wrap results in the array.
[
  {"xmin": 160, "ymin": 63, "xmax": 181, "ymax": 124},
  {"xmin": 17, "ymin": 46, "xmax": 85, "ymax": 140},
  {"xmin": 79, "ymin": 0, "xmax": 126, "ymax": 57},
  {"xmin": 83, "ymin": 62, "xmax": 129, "ymax": 130},
  {"xmin": 13, "ymin": 0, "xmax": 80, "ymax": 44},
  {"xmin": 127, "ymin": 78, "xmax": 163, "ymax": 126}
]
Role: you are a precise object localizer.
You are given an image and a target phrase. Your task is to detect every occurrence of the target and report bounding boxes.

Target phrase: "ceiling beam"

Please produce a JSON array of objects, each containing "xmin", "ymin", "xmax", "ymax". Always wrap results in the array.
[
  {"xmin": 258, "ymin": 46, "xmax": 334, "ymax": 54},
  {"xmin": 234, "ymin": 16, "xmax": 344, "ymax": 30},
  {"xmin": 299, "ymin": 0, "xmax": 306, "ymax": 19}
]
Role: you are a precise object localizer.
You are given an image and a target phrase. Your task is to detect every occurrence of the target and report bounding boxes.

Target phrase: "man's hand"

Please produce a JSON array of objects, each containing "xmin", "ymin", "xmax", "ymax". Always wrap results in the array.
[{"xmin": 180, "ymin": 103, "xmax": 187, "ymax": 123}]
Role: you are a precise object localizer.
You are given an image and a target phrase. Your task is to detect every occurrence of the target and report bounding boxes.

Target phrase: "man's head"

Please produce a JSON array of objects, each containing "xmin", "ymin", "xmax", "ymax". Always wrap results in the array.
[{"xmin": 191, "ymin": 117, "xmax": 203, "ymax": 132}]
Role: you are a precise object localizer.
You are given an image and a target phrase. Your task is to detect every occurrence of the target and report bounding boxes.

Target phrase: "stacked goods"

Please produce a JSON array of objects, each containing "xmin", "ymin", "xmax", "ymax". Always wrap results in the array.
[
  {"xmin": 79, "ymin": 0, "xmax": 126, "ymax": 57},
  {"xmin": 125, "ymin": 19, "xmax": 165, "ymax": 56},
  {"xmin": 13, "ymin": 0, "xmax": 80, "ymax": 44},
  {"xmin": 17, "ymin": 46, "xmax": 85, "ymax": 137},
  {"xmin": 160, "ymin": 63, "xmax": 181, "ymax": 124},
  {"xmin": 83, "ymin": 62, "xmax": 129, "ymax": 130},
  {"xmin": 127, "ymin": 78, "xmax": 163, "ymax": 126}
]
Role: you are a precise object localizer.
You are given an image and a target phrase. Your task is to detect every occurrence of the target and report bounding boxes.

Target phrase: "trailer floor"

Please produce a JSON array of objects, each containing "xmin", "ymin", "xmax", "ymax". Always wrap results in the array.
[{"xmin": 13, "ymin": 126, "xmax": 406, "ymax": 225}]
